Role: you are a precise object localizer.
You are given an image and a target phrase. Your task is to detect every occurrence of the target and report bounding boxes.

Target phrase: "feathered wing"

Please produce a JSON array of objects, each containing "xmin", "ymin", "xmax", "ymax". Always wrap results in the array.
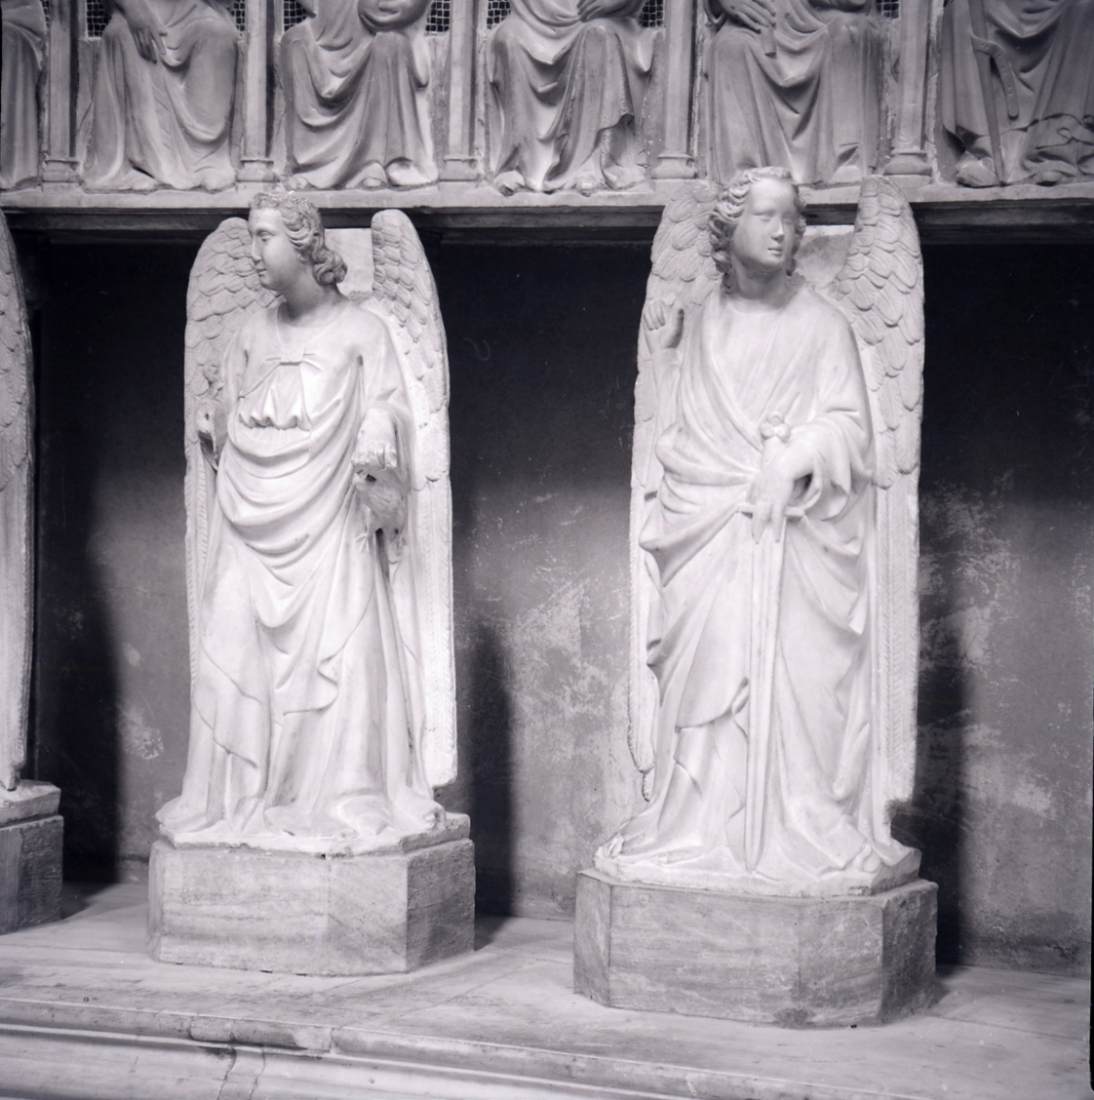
[
  {"xmin": 0, "ymin": 213, "xmax": 33, "ymax": 790},
  {"xmin": 630, "ymin": 184, "xmax": 720, "ymax": 798},
  {"xmin": 183, "ymin": 219, "xmax": 273, "ymax": 684},
  {"xmin": 825, "ymin": 177, "xmax": 925, "ymax": 817},
  {"xmin": 365, "ymin": 209, "xmax": 456, "ymax": 789}
]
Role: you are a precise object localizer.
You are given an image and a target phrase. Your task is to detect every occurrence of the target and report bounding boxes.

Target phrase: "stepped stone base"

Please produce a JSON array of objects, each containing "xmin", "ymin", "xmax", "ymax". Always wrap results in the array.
[
  {"xmin": 574, "ymin": 869, "xmax": 937, "ymax": 1027},
  {"xmin": 149, "ymin": 822, "xmax": 475, "ymax": 976}
]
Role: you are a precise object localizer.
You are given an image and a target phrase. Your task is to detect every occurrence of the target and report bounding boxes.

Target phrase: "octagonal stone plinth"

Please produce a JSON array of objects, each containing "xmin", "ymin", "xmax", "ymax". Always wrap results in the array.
[
  {"xmin": 574, "ymin": 870, "xmax": 937, "ymax": 1027},
  {"xmin": 0, "ymin": 783, "xmax": 63, "ymax": 935},
  {"xmin": 149, "ymin": 820, "xmax": 474, "ymax": 976}
]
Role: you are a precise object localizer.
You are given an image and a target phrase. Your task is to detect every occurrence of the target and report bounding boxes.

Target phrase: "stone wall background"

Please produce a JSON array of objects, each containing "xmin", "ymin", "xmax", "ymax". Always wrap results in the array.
[{"xmin": 26, "ymin": 233, "xmax": 1093, "ymax": 974}]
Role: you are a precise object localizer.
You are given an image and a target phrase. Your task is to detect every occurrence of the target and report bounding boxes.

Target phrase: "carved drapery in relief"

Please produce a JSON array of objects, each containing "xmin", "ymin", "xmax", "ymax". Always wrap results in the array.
[
  {"xmin": 0, "ymin": 0, "xmax": 47, "ymax": 190},
  {"xmin": 940, "ymin": 0, "xmax": 1094, "ymax": 186},
  {"xmin": 82, "ymin": 0, "xmax": 239, "ymax": 191},
  {"xmin": 487, "ymin": 0, "xmax": 655, "ymax": 194},
  {"xmin": 703, "ymin": 0, "xmax": 885, "ymax": 186},
  {"xmin": 280, "ymin": 0, "xmax": 436, "ymax": 190}
]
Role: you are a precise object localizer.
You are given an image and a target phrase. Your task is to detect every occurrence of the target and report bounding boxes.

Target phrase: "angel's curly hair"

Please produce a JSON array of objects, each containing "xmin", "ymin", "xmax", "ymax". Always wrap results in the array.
[
  {"xmin": 251, "ymin": 191, "xmax": 347, "ymax": 286},
  {"xmin": 708, "ymin": 167, "xmax": 806, "ymax": 289}
]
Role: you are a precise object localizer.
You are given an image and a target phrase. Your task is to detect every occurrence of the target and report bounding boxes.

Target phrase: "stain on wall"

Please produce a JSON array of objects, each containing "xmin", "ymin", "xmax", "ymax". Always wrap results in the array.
[
  {"xmin": 899, "ymin": 244, "xmax": 1094, "ymax": 975},
  {"xmin": 26, "ymin": 232, "xmax": 1093, "ymax": 973}
]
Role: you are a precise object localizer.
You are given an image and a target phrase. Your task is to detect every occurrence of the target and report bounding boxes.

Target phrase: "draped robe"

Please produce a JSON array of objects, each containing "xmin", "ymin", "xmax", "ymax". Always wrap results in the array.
[
  {"xmin": 488, "ymin": 0, "xmax": 653, "ymax": 191},
  {"xmin": 605, "ymin": 286, "xmax": 913, "ymax": 893},
  {"xmin": 940, "ymin": 0, "xmax": 1094, "ymax": 183},
  {"xmin": 83, "ymin": 0, "xmax": 238, "ymax": 190},
  {"xmin": 159, "ymin": 302, "xmax": 442, "ymax": 852},
  {"xmin": 1, "ymin": 0, "xmax": 47, "ymax": 190},
  {"xmin": 704, "ymin": 0, "xmax": 882, "ymax": 186},
  {"xmin": 281, "ymin": 0, "xmax": 434, "ymax": 188}
]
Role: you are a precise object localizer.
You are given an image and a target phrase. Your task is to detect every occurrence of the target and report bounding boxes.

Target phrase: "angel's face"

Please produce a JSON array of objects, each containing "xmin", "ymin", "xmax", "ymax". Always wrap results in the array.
[
  {"xmin": 731, "ymin": 178, "xmax": 799, "ymax": 276},
  {"xmin": 249, "ymin": 208, "xmax": 308, "ymax": 295}
]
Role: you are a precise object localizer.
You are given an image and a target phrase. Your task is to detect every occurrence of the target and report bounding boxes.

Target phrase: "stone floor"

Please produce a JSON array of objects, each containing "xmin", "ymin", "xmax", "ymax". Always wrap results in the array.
[{"xmin": 0, "ymin": 884, "xmax": 1086, "ymax": 1099}]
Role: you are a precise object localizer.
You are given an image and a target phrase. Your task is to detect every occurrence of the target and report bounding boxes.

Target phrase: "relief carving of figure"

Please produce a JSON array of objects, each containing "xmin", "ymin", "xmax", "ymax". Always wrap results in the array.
[
  {"xmin": 940, "ymin": 0, "xmax": 1094, "ymax": 186},
  {"xmin": 1, "ymin": 0, "xmax": 47, "ymax": 190},
  {"xmin": 281, "ymin": 0, "xmax": 436, "ymax": 190},
  {"xmin": 704, "ymin": 0, "xmax": 883, "ymax": 186},
  {"xmin": 597, "ymin": 170, "xmax": 926, "ymax": 897},
  {"xmin": 158, "ymin": 193, "xmax": 457, "ymax": 852},
  {"xmin": 82, "ymin": 0, "xmax": 239, "ymax": 191},
  {"xmin": 488, "ymin": 0, "xmax": 654, "ymax": 195}
]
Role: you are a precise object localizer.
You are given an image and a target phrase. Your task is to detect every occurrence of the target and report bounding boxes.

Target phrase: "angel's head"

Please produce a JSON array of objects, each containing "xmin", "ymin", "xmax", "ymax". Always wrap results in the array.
[
  {"xmin": 709, "ymin": 168, "xmax": 806, "ymax": 288},
  {"xmin": 249, "ymin": 191, "xmax": 347, "ymax": 293}
]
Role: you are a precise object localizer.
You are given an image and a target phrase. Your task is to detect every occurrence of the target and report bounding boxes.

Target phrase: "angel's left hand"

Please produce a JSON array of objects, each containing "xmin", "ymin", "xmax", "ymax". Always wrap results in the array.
[{"xmin": 353, "ymin": 411, "xmax": 399, "ymax": 476}]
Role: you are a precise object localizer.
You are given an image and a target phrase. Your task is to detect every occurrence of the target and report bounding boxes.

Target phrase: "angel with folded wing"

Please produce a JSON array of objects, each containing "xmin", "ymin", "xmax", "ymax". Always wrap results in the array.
[
  {"xmin": 596, "ymin": 169, "xmax": 925, "ymax": 896},
  {"xmin": 158, "ymin": 192, "xmax": 456, "ymax": 854}
]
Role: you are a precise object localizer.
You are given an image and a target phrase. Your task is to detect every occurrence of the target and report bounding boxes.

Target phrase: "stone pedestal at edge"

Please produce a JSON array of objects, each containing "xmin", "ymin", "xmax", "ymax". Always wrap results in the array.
[
  {"xmin": 0, "ymin": 782, "xmax": 63, "ymax": 935},
  {"xmin": 149, "ymin": 816, "xmax": 475, "ymax": 975},
  {"xmin": 574, "ymin": 870, "xmax": 937, "ymax": 1027}
]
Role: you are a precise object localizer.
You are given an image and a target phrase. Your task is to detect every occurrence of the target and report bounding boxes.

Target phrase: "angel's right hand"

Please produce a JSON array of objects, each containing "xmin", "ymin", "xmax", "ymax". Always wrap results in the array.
[
  {"xmin": 717, "ymin": 0, "xmax": 775, "ymax": 33},
  {"xmin": 195, "ymin": 399, "xmax": 225, "ymax": 460},
  {"xmin": 645, "ymin": 300, "xmax": 686, "ymax": 352}
]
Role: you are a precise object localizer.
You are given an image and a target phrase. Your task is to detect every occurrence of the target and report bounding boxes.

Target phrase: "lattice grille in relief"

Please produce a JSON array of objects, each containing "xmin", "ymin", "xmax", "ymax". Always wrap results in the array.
[
  {"xmin": 640, "ymin": 0, "xmax": 663, "ymax": 27},
  {"xmin": 426, "ymin": 0, "xmax": 450, "ymax": 32},
  {"xmin": 282, "ymin": 0, "xmax": 308, "ymax": 29},
  {"xmin": 486, "ymin": 0, "xmax": 510, "ymax": 28},
  {"xmin": 878, "ymin": 0, "xmax": 899, "ymax": 16},
  {"xmin": 84, "ymin": 0, "xmax": 107, "ymax": 37}
]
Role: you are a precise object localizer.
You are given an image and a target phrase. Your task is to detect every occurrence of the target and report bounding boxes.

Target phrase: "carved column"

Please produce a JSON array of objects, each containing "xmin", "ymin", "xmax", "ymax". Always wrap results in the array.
[
  {"xmin": 652, "ymin": 0, "xmax": 697, "ymax": 179},
  {"xmin": 885, "ymin": 0, "xmax": 932, "ymax": 177},
  {"xmin": 42, "ymin": 0, "xmax": 78, "ymax": 184},
  {"xmin": 238, "ymin": 0, "xmax": 275, "ymax": 182},
  {"xmin": 442, "ymin": 0, "xmax": 480, "ymax": 180}
]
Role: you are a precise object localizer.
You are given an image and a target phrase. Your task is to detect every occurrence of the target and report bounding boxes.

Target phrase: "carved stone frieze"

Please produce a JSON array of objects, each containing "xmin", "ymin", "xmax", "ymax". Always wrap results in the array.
[{"xmin": 281, "ymin": 0, "xmax": 437, "ymax": 190}]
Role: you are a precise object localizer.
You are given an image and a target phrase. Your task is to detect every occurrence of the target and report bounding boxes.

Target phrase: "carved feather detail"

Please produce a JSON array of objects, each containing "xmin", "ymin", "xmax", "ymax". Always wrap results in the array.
[
  {"xmin": 826, "ymin": 176, "xmax": 925, "ymax": 811},
  {"xmin": 629, "ymin": 184, "xmax": 719, "ymax": 789},
  {"xmin": 0, "ymin": 219, "xmax": 31, "ymax": 495},
  {"xmin": 364, "ymin": 210, "xmax": 456, "ymax": 788},
  {"xmin": 183, "ymin": 219, "xmax": 273, "ymax": 682},
  {"xmin": 828, "ymin": 177, "xmax": 925, "ymax": 491}
]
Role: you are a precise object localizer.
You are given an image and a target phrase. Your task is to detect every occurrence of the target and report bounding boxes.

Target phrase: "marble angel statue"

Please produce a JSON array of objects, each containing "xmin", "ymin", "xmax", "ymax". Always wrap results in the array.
[
  {"xmin": 0, "ymin": 213, "xmax": 34, "ymax": 793},
  {"xmin": 158, "ymin": 192, "xmax": 456, "ymax": 854},
  {"xmin": 596, "ymin": 168, "xmax": 926, "ymax": 897}
]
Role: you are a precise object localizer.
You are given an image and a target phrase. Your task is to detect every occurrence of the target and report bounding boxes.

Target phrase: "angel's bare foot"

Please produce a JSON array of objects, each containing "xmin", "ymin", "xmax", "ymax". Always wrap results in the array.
[
  {"xmin": 385, "ymin": 160, "xmax": 433, "ymax": 189},
  {"xmin": 602, "ymin": 160, "xmax": 644, "ymax": 191},
  {"xmin": 494, "ymin": 169, "xmax": 526, "ymax": 196},
  {"xmin": 286, "ymin": 173, "xmax": 313, "ymax": 190},
  {"xmin": 828, "ymin": 159, "xmax": 862, "ymax": 187},
  {"xmin": 1032, "ymin": 166, "xmax": 1067, "ymax": 187},
  {"xmin": 573, "ymin": 172, "xmax": 601, "ymax": 196},
  {"xmin": 359, "ymin": 163, "xmax": 387, "ymax": 190},
  {"xmin": 199, "ymin": 167, "xmax": 236, "ymax": 193},
  {"xmin": 85, "ymin": 168, "xmax": 157, "ymax": 192},
  {"xmin": 850, "ymin": 845, "xmax": 882, "ymax": 875},
  {"xmin": 955, "ymin": 151, "xmax": 1000, "ymax": 188}
]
